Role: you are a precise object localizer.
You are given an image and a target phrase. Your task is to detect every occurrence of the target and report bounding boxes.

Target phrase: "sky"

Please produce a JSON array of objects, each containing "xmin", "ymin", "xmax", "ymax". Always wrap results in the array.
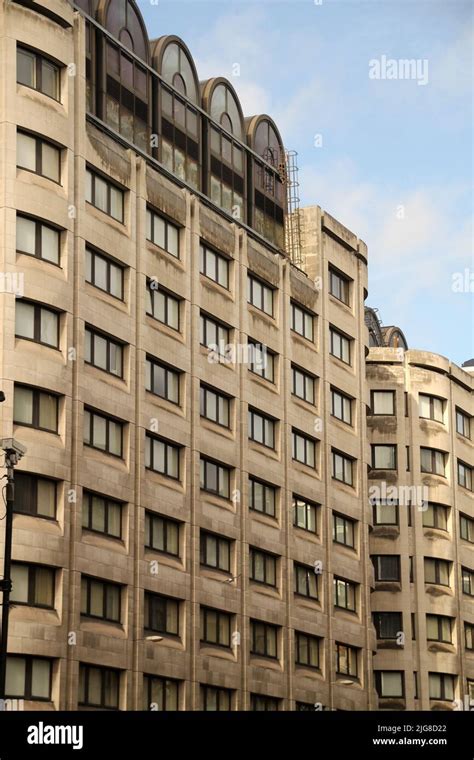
[{"xmin": 137, "ymin": 0, "xmax": 473, "ymax": 366}]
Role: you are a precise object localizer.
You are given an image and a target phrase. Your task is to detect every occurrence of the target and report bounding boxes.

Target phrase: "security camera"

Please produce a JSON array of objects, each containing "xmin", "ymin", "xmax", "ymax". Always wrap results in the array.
[{"xmin": 0, "ymin": 438, "xmax": 27, "ymax": 464}]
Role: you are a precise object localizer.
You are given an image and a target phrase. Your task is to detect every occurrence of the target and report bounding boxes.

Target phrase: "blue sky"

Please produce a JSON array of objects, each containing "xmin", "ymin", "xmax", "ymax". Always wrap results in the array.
[{"xmin": 137, "ymin": 0, "xmax": 473, "ymax": 366}]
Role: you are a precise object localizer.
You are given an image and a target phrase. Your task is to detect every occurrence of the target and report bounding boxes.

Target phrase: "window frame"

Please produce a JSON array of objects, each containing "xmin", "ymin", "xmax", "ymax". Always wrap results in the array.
[
  {"xmin": 13, "ymin": 472, "xmax": 57, "ymax": 520},
  {"xmin": 294, "ymin": 562, "xmax": 319, "ymax": 600},
  {"xmin": 329, "ymin": 267, "xmax": 350, "ymax": 305},
  {"xmin": 144, "ymin": 592, "xmax": 180, "ymax": 637},
  {"xmin": 16, "ymin": 213, "xmax": 61, "ymax": 266},
  {"xmin": 420, "ymin": 447, "xmax": 446, "ymax": 476},
  {"xmin": 331, "ymin": 449, "xmax": 354, "ymax": 486},
  {"xmin": 85, "ymin": 325, "xmax": 124, "ymax": 378},
  {"xmin": 15, "ymin": 299, "xmax": 60, "ymax": 349},
  {"xmin": 145, "ymin": 355, "xmax": 181, "ymax": 405},
  {"xmin": 370, "ymin": 390, "xmax": 395, "ymax": 416},
  {"xmin": 78, "ymin": 663, "xmax": 120, "ymax": 710},
  {"xmin": 424, "ymin": 557, "xmax": 451, "ymax": 587},
  {"xmin": 200, "ymin": 531, "xmax": 231, "ymax": 573},
  {"xmin": 248, "ymin": 476, "xmax": 277, "ymax": 518},
  {"xmin": 329, "ymin": 326, "xmax": 351, "ymax": 365},
  {"xmin": 295, "ymin": 631, "xmax": 320, "ymax": 669},
  {"xmin": 13, "ymin": 384, "xmax": 59, "ymax": 433},
  {"xmin": 80, "ymin": 575, "xmax": 122, "ymax": 624},
  {"xmin": 333, "ymin": 576, "xmax": 357, "ymax": 612},
  {"xmin": 199, "ymin": 242, "xmax": 230, "ymax": 289},
  {"xmin": 335, "ymin": 642, "xmax": 358, "ymax": 679},
  {"xmin": 17, "ymin": 129, "xmax": 61, "ymax": 183},
  {"xmin": 290, "ymin": 301, "xmax": 314, "ymax": 342},
  {"xmin": 249, "ymin": 547, "xmax": 278, "ymax": 588},
  {"xmin": 373, "ymin": 611, "xmax": 403, "ymax": 640},
  {"xmin": 456, "ymin": 408, "xmax": 471, "ymax": 439},
  {"xmin": 371, "ymin": 444, "xmax": 397, "ymax": 470},
  {"xmin": 248, "ymin": 339, "xmax": 275, "ymax": 382},
  {"xmin": 145, "ymin": 434, "xmax": 181, "ymax": 480},
  {"xmin": 372, "ymin": 554, "xmax": 401, "ymax": 582},
  {"xmin": 200, "ymin": 384, "xmax": 231, "ymax": 428},
  {"xmin": 291, "ymin": 364, "xmax": 316, "ymax": 405},
  {"xmin": 146, "ymin": 281, "xmax": 181, "ymax": 331},
  {"xmin": 86, "ymin": 167, "xmax": 124, "ymax": 223},
  {"xmin": 375, "ymin": 670, "xmax": 405, "ymax": 699},
  {"xmin": 145, "ymin": 511, "xmax": 180, "ymax": 557},
  {"xmin": 82, "ymin": 491, "xmax": 123, "ymax": 540},
  {"xmin": 248, "ymin": 407, "xmax": 276, "ymax": 449},
  {"xmin": 250, "ymin": 619, "xmax": 279, "ymax": 659},
  {"xmin": 200, "ymin": 456, "xmax": 231, "ymax": 499},
  {"xmin": 333, "ymin": 513, "xmax": 356, "ymax": 549},
  {"xmin": 460, "ymin": 514, "xmax": 474, "ymax": 543},
  {"xmin": 10, "ymin": 562, "xmax": 55, "ymax": 610},
  {"xmin": 16, "ymin": 45, "xmax": 61, "ymax": 102},
  {"xmin": 85, "ymin": 246, "xmax": 124, "ymax": 301},
  {"xmin": 5, "ymin": 655, "xmax": 53, "ymax": 702},
  {"xmin": 247, "ymin": 273, "xmax": 274, "ymax": 317},
  {"xmin": 292, "ymin": 429, "xmax": 317, "ymax": 468},
  {"xmin": 200, "ymin": 606, "xmax": 232, "ymax": 648},
  {"xmin": 143, "ymin": 674, "xmax": 180, "ymax": 711},
  {"xmin": 146, "ymin": 207, "xmax": 180, "ymax": 258},
  {"xmin": 84, "ymin": 407, "xmax": 124, "ymax": 458},
  {"xmin": 293, "ymin": 495, "xmax": 319, "ymax": 534}
]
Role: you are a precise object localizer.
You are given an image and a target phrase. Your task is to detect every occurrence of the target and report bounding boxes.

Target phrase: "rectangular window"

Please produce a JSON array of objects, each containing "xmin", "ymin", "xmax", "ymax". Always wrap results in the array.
[
  {"xmin": 248, "ymin": 340, "xmax": 275, "ymax": 382},
  {"xmin": 373, "ymin": 612, "xmax": 403, "ymax": 640},
  {"xmin": 462, "ymin": 567, "xmax": 474, "ymax": 596},
  {"xmin": 250, "ymin": 694, "xmax": 280, "ymax": 711},
  {"xmin": 335, "ymin": 643, "xmax": 358, "ymax": 678},
  {"xmin": 79, "ymin": 664, "xmax": 119, "ymax": 709},
  {"xmin": 371, "ymin": 390, "xmax": 395, "ymax": 415},
  {"xmin": 14, "ymin": 385, "xmax": 58, "ymax": 433},
  {"xmin": 200, "ymin": 607, "xmax": 231, "ymax": 648},
  {"xmin": 250, "ymin": 548, "xmax": 277, "ymax": 587},
  {"xmin": 200, "ymin": 531, "xmax": 231, "ymax": 573},
  {"xmin": 86, "ymin": 168, "xmax": 124, "ymax": 223},
  {"xmin": 17, "ymin": 130, "xmax": 61, "ymax": 183},
  {"xmin": 294, "ymin": 563, "xmax": 318, "ymax": 599},
  {"xmin": 250, "ymin": 620, "xmax": 278, "ymax": 659},
  {"xmin": 333, "ymin": 513, "xmax": 356, "ymax": 548},
  {"xmin": 465, "ymin": 622, "xmax": 474, "ymax": 650},
  {"xmin": 146, "ymin": 282, "xmax": 180, "ymax": 331},
  {"xmin": 460, "ymin": 514, "xmax": 474, "ymax": 543},
  {"xmin": 199, "ymin": 312, "xmax": 230, "ymax": 354},
  {"xmin": 143, "ymin": 675, "xmax": 180, "ymax": 711},
  {"xmin": 16, "ymin": 214, "xmax": 60, "ymax": 265},
  {"xmin": 146, "ymin": 356, "xmax": 180, "ymax": 404},
  {"xmin": 293, "ymin": 496, "xmax": 318, "ymax": 533},
  {"xmin": 295, "ymin": 632, "xmax": 320, "ymax": 668},
  {"xmin": 248, "ymin": 477, "xmax": 276, "ymax": 517},
  {"xmin": 372, "ymin": 500, "xmax": 399, "ymax": 526},
  {"xmin": 145, "ymin": 434, "xmax": 180, "ymax": 479},
  {"xmin": 6, "ymin": 656, "xmax": 52, "ymax": 701},
  {"xmin": 144, "ymin": 592, "xmax": 180, "ymax": 636},
  {"xmin": 458, "ymin": 461, "xmax": 473, "ymax": 491},
  {"xmin": 199, "ymin": 243, "xmax": 229, "ymax": 288},
  {"xmin": 456, "ymin": 408, "xmax": 471, "ymax": 439},
  {"xmin": 145, "ymin": 512, "xmax": 180, "ymax": 557},
  {"xmin": 291, "ymin": 301, "xmax": 314, "ymax": 341},
  {"xmin": 15, "ymin": 300, "xmax": 59, "ymax": 349},
  {"xmin": 146, "ymin": 208, "xmax": 179, "ymax": 257},
  {"xmin": 329, "ymin": 267, "xmax": 350, "ymax": 304},
  {"xmin": 201, "ymin": 685, "xmax": 232, "ymax": 711},
  {"xmin": 424, "ymin": 558, "xmax": 451, "ymax": 587},
  {"xmin": 419, "ymin": 394, "xmax": 444, "ymax": 423},
  {"xmin": 248, "ymin": 408, "xmax": 276, "ymax": 449},
  {"xmin": 11, "ymin": 563, "xmax": 55, "ymax": 608},
  {"xmin": 200, "ymin": 457, "xmax": 230, "ymax": 499},
  {"xmin": 331, "ymin": 388, "xmax": 352, "ymax": 424},
  {"xmin": 83, "ymin": 408, "xmax": 123, "ymax": 457},
  {"xmin": 426, "ymin": 614, "xmax": 453, "ymax": 643},
  {"xmin": 82, "ymin": 491, "xmax": 122, "ymax": 539},
  {"xmin": 333, "ymin": 577, "xmax": 357, "ymax": 611},
  {"xmin": 14, "ymin": 472, "xmax": 57, "ymax": 519},
  {"xmin": 292, "ymin": 365, "xmax": 316, "ymax": 404},
  {"xmin": 200, "ymin": 385, "xmax": 230, "ymax": 428},
  {"xmin": 292, "ymin": 430, "xmax": 316, "ymax": 468},
  {"xmin": 85, "ymin": 247, "xmax": 124, "ymax": 300},
  {"xmin": 428, "ymin": 673, "xmax": 455, "ymax": 701},
  {"xmin": 375, "ymin": 671, "xmax": 404, "ymax": 698},
  {"xmin": 247, "ymin": 274, "xmax": 274, "ymax": 316},
  {"xmin": 17, "ymin": 46, "xmax": 60, "ymax": 101},
  {"xmin": 85, "ymin": 326, "xmax": 123, "ymax": 378},
  {"xmin": 422, "ymin": 503, "xmax": 448, "ymax": 531},
  {"xmin": 330, "ymin": 327, "xmax": 351, "ymax": 364},
  {"xmin": 420, "ymin": 447, "xmax": 446, "ymax": 476},
  {"xmin": 332, "ymin": 450, "xmax": 353, "ymax": 486},
  {"xmin": 372, "ymin": 555, "xmax": 401, "ymax": 582},
  {"xmin": 371, "ymin": 444, "xmax": 397, "ymax": 470},
  {"xmin": 80, "ymin": 575, "xmax": 121, "ymax": 623}
]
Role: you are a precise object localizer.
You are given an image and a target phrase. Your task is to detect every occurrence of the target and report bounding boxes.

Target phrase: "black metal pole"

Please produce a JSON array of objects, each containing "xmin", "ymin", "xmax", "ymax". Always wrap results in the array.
[{"xmin": 0, "ymin": 458, "xmax": 14, "ymax": 703}]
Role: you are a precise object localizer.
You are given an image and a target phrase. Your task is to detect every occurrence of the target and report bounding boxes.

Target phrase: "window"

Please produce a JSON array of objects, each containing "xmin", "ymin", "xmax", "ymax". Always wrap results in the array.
[
  {"xmin": 200, "ymin": 457, "xmax": 230, "ymax": 499},
  {"xmin": 200, "ymin": 385, "xmax": 230, "ymax": 427},
  {"xmin": 250, "ymin": 620, "xmax": 278, "ymax": 659},
  {"xmin": 248, "ymin": 408, "xmax": 276, "ymax": 449},
  {"xmin": 373, "ymin": 612, "xmax": 403, "ymax": 640},
  {"xmin": 292, "ymin": 430, "xmax": 316, "ymax": 468},
  {"xmin": 333, "ymin": 514, "xmax": 355, "ymax": 548},
  {"xmin": 82, "ymin": 492, "xmax": 122, "ymax": 539},
  {"xmin": 375, "ymin": 671, "xmax": 404, "ymax": 699},
  {"xmin": 422, "ymin": 503, "xmax": 448, "ymax": 531},
  {"xmin": 424, "ymin": 558, "xmax": 451, "ymax": 587},
  {"xmin": 335, "ymin": 643, "xmax": 358, "ymax": 678},
  {"xmin": 248, "ymin": 340, "xmax": 275, "ymax": 382},
  {"xmin": 419, "ymin": 394, "xmax": 444, "ymax": 422},
  {"xmin": 372, "ymin": 500, "xmax": 398, "ymax": 526},
  {"xmin": 84, "ymin": 408, "xmax": 123, "ymax": 457},
  {"xmin": 16, "ymin": 214, "xmax": 60, "ymax": 265},
  {"xmin": 144, "ymin": 593, "xmax": 180, "ymax": 636},
  {"xmin": 292, "ymin": 365, "xmax": 316, "ymax": 404},
  {"xmin": 14, "ymin": 472, "xmax": 56, "ymax": 519},
  {"xmin": 199, "ymin": 312, "xmax": 229, "ymax": 353},
  {"xmin": 146, "ymin": 208, "xmax": 179, "ymax": 257},
  {"xmin": 420, "ymin": 447, "xmax": 446, "ymax": 476},
  {"xmin": 250, "ymin": 694, "xmax": 280, "ymax": 711},
  {"xmin": 248, "ymin": 477, "xmax": 277, "ymax": 517},
  {"xmin": 81, "ymin": 576, "xmax": 121, "ymax": 623},
  {"xmin": 208, "ymin": 120, "xmax": 244, "ymax": 219},
  {"xmin": 295, "ymin": 632, "xmax": 320, "ymax": 668},
  {"xmin": 331, "ymin": 388, "xmax": 352, "ymax": 424},
  {"xmin": 17, "ymin": 130, "xmax": 61, "ymax": 184},
  {"xmin": 332, "ymin": 450, "xmax": 353, "ymax": 486},
  {"xmin": 456, "ymin": 408, "xmax": 471, "ymax": 439},
  {"xmin": 330, "ymin": 327, "xmax": 351, "ymax": 364},
  {"xmin": 458, "ymin": 461, "xmax": 473, "ymax": 491},
  {"xmin": 426, "ymin": 615, "xmax": 453, "ymax": 643},
  {"xmin": 85, "ymin": 326, "xmax": 123, "ymax": 378},
  {"xmin": 250, "ymin": 548, "xmax": 277, "ymax": 587},
  {"xmin": 429, "ymin": 673, "xmax": 455, "ymax": 701},
  {"xmin": 460, "ymin": 514, "xmax": 474, "ymax": 543},
  {"xmin": 462, "ymin": 568, "xmax": 474, "ymax": 596},
  {"xmin": 143, "ymin": 675, "xmax": 180, "ymax": 711},
  {"xmin": 15, "ymin": 300, "xmax": 59, "ymax": 348},
  {"xmin": 334, "ymin": 577, "xmax": 357, "ymax": 611},
  {"xmin": 14, "ymin": 385, "xmax": 58, "ymax": 433},
  {"xmin": 371, "ymin": 390, "xmax": 395, "ymax": 415},
  {"xmin": 201, "ymin": 685, "xmax": 232, "ymax": 711},
  {"xmin": 85, "ymin": 247, "xmax": 124, "ymax": 300},
  {"xmin": 145, "ymin": 512, "xmax": 180, "ymax": 557},
  {"xmin": 17, "ymin": 46, "xmax": 60, "ymax": 100},
  {"xmin": 200, "ymin": 607, "xmax": 231, "ymax": 647},
  {"xmin": 291, "ymin": 302, "xmax": 314, "ymax": 341},
  {"xmin": 372, "ymin": 555, "xmax": 401, "ymax": 582},
  {"xmin": 146, "ymin": 282, "xmax": 180, "ymax": 331},
  {"xmin": 200, "ymin": 243, "xmax": 229, "ymax": 288},
  {"xmin": 294, "ymin": 563, "xmax": 318, "ymax": 599},
  {"xmin": 247, "ymin": 274, "xmax": 274, "ymax": 316},
  {"xmin": 371, "ymin": 444, "xmax": 397, "ymax": 470},
  {"xmin": 145, "ymin": 435, "xmax": 180, "ymax": 479},
  {"xmin": 146, "ymin": 356, "xmax": 180, "ymax": 404},
  {"xmin": 293, "ymin": 496, "xmax": 318, "ymax": 533},
  {"xmin": 5, "ymin": 656, "xmax": 52, "ymax": 701},
  {"xmin": 465, "ymin": 622, "xmax": 474, "ymax": 650},
  {"xmin": 11, "ymin": 563, "xmax": 54, "ymax": 608},
  {"xmin": 79, "ymin": 664, "xmax": 119, "ymax": 709},
  {"xmin": 200, "ymin": 532, "xmax": 231, "ymax": 573},
  {"xmin": 329, "ymin": 268, "xmax": 350, "ymax": 304},
  {"xmin": 86, "ymin": 168, "xmax": 124, "ymax": 222},
  {"xmin": 160, "ymin": 78, "xmax": 199, "ymax": 188}
]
